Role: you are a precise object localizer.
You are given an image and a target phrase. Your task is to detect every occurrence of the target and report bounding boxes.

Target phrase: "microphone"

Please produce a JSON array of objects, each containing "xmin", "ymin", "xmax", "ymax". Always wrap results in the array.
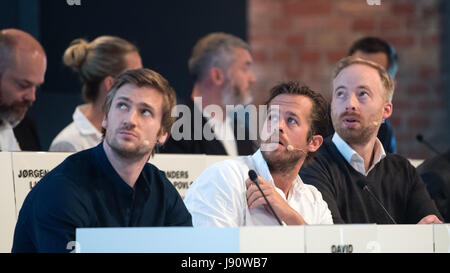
[
  {"xmin": 248, "ymin": 170, "xmax": 283, "ymax": 225},
  {"xmin": 357, "ymin": 179, "xmax": 397, "ymax": 224},
  {"xmin": 286, "ymin": 144, "xmax": 307, "ymax": 154},
  {"xmin": 416, "ymin": 134, "xmax": 440, "ymax": 155}
]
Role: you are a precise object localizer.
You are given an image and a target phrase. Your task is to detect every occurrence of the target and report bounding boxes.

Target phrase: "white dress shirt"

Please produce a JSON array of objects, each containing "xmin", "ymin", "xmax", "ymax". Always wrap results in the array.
[
  {"xmin": 49, "ymin": 106, "xmax": 102, "ymax": 152},
  {"xmin": 184, "ymin": 149, "xmax": 333, "ymax": 226},
  {"xmin": 0, "ymin": 120, "xmax": 20, "ymax": 151},
  {"xmin": 332, "ymin": 132, "xmax": 386, "ymax": 176},
  {"xmin": 194, "ymin": 101, "xmax": 238, "ymax": 156}
]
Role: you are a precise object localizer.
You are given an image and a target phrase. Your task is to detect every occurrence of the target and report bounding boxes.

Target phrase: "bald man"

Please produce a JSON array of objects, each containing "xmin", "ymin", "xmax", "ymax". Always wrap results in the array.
[{"xmin": 0, "ymin": 29, "xmax": 47, "ymax": 151}]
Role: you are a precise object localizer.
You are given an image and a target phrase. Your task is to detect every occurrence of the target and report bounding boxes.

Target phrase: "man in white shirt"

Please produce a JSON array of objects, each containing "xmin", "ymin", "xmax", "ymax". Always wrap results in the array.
[
  {"xmin": 0, "ymin": 29, "xmax": 46, "ymax": 151},
  {"xmin": 184, "ymin": 81, "xmax": 333, "ymax": 226}
]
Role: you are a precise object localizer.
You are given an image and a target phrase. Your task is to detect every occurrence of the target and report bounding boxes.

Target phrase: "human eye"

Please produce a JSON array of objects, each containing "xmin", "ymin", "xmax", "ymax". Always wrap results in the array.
[
  {"xmin": 335, "ymin": 90, "xmax": 345, "ymax": 98},
  {"xmin": 287, "ymin": 117, "xmax": 298, "ymax": 125},
  {"xmin": 141, "ymin": 108, "xmax": 152, "ymax": 117},
  {"xmin": 16, "ymin": 81, "xmax": 31, "ymax": 90},
  {"xmin": 117, "ymin": 102, "xmax": 128, "ymax": 110},
  {"xmin": 359, "ymin": 91, "xmax": 369, "ymax": 97},
  {"xmin": 268, "ymin": 113, "xmax": 279, "ymax": 122}
]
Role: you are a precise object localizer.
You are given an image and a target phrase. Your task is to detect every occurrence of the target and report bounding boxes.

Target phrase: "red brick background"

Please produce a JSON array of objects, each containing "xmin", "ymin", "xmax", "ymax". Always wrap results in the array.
[{"xmin": 248, "ymin": 0, "xmax": 448, "ymax": 159}]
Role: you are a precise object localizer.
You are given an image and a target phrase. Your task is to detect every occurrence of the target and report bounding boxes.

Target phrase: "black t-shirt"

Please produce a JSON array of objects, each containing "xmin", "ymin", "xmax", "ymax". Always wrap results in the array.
[
  {"xmin": 12, "ymin": 143, "xmax": 192, "ymax": 253},
  {"xmin": 300, "ymin": 137, "xmax": 442, "ymax": 224}
]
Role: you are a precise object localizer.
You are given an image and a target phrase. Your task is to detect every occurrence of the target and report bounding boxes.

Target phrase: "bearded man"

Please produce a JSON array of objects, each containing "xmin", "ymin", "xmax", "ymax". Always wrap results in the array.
[
  {"xmin": 300, "ymin": 56, "xmax": 442, "ymax": 225},
  {"xmin": 12, "ymin": 69, "xmax": 192, "ymax": 253}
]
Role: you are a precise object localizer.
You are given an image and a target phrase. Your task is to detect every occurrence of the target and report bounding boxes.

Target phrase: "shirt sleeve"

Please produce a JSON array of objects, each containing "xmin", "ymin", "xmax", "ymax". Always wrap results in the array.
[
  {"xmin": 12, "ymin": 174, "xmax": 90, "ymax": 253},
  {"xmin": 49, "ymin": 140, "xmax": 77, "ymax": 152},
  {"xmin": 405, "ymin": 161, "xmax": 443, "ymax": 223},
  {"xmin": 300, "ymin": 158, "xmax": 345, "ymax": 224},
  {"xmin": 184, "ymin": 161, "xmax": 246, "ymax": 227},
  {"xmin": 162, "ymin": 175, "xmax": 193, "ymax": 227},
  {"xmin": 314, "ymin": 188, "xmax": 334, "ymax": 224}
]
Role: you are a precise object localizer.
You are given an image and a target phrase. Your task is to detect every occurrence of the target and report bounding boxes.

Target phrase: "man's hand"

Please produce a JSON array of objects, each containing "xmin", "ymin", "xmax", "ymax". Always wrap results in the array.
[
  {"xmin": 417, "ymin": 214, "xmax": 443, "ymax": 224},
  {"xmin": 245, "ymin": 174, "xmax": 306, "ymax": 225}
]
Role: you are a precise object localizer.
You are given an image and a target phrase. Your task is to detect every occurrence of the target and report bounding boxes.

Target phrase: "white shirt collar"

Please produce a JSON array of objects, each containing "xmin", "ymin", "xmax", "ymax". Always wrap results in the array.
[
  {"xmin": 0, "ymin": 120, "xmax": 21, "ymax": 151},
  {"xmin": 73, "ymin": 107, "xmax": 102, "ymax": 137},
  {"xmin": 193, "ymin": 100, "xmax": 238, "ymax": 156},
  {"xmin": 332, "ymin": 132, "xmax": 386, "ymax": 176}
]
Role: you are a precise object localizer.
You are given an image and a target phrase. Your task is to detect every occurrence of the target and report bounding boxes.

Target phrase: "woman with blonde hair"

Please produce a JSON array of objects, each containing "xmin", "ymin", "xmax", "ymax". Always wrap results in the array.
[{"xmin": 50, "ymin": 36, "xmax": 142, "ymax": 152}]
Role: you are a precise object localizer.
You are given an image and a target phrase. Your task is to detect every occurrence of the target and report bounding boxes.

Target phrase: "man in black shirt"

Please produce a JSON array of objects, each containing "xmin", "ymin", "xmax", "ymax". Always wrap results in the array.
[
  {"xmin": 300, "ymin": 56, "xmax": 442, "ymax": 224},
  {"xmin": 12, "ymin": 69, "xmax": 192, "ymax": 253}
]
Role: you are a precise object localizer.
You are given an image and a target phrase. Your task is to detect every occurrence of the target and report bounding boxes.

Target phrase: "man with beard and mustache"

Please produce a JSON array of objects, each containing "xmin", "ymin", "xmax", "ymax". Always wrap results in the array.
[
  {"xmin": 184, "ymin": 81, "xmax": 332, "ymax": 226},
  {"xmin": 300, "ymin": 56, "xmax": 442, "ymax": 225},
  {"xmin": 160, "ymin": 32, "xmax": 257, "ymax": 156},
  {"xmin": 0, "ymin": 29, "xmax": 46, "ymax": 151},
  {"xmin": 12, "ymin": 69, "xmax": 192, "ymax": 253}
]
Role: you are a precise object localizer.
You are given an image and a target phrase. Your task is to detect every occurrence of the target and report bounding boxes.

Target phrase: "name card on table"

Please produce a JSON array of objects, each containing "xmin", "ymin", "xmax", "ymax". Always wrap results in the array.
[
  {"xmin": 305, "ymin": 224, "xmax": 378, "ymax": 253},
  {"xmin": 11, "ymin": 152, "xmax": 71, "ymax": 214},
  {"xmin": 239, "ymin": 226, "xmax": 305, "ymax": 253},
  {"xmin": 150, "ymin": 154, "xmax": 231, "ymax": 199},
  {"xmin": 376, "ymin": 225, "xmax": 433, "ymax": 253},
  {"xmin": 434, "ymin": 224, "xmax": 450, "ymax": 253},
  {"xmin": 76, "ymin": 227, "xmax": 239, "ymax": 253},
  {"xmin": 0, "ymin": 152, "xmax": 17, "ymax": 253},
  {"xmin": 149, "ymin": 154, "xmax": 206, "ymax": 199}
]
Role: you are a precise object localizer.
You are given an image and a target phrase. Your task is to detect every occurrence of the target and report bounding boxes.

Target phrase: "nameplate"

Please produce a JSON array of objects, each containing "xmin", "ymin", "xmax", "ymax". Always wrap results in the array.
[
  {"xmin": 76, "ymin": 227, "xmax": 239, "ymax": 253},
  {"xmin": 376, "ymin": 225, "xmax": 433, "ymax": 253},
  {"xmin": 434, "ymin": 224, "xmax": 450, "ymax": 253},
  {"xmin": 305, "ymin": 224, "xmax": 377, "ymax": 253},
  {"xmin": 150, "ymin": 154, "xmax": 231, "ymax": 199},
  {"xmin": 11, "ymin": 152, "xmax": 71, "ymax": 214},
  {"xmin": 239, "ymin": 226, "xmax": 304, "ymax": 253},
  {"xmin": 0, "ymin": 152, "xmax": 16, "ymax": 252}
]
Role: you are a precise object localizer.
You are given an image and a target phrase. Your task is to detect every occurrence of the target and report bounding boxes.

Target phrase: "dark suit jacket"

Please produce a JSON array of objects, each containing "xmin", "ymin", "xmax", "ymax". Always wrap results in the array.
[
  {"xmin": 159, "ymin": 99, "xmax": 257, "ymax": 156},
  {"xmin": 13, "ymin": 114, "xmax": 41, "ymax": 151}
]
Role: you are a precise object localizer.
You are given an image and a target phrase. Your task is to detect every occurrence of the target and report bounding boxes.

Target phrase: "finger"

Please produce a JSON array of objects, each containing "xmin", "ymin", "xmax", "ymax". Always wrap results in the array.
[
  {"xmin": 246, "ymin": 182, "xmax": 259, "ymax": 199},
  {"xmin": 247, "ymin": 187, "xmax": 261, "ymax": 207},
  {"xmin": 418, "ymin": 215, "xmax": 442, "ymax": 224},
  {"xmin": 249, "ymin": 196, "xmax": 266, "ymax": 210},
  {"xmin": 245, "ymin": 179, "xmax": 253, "ymax": 190}
]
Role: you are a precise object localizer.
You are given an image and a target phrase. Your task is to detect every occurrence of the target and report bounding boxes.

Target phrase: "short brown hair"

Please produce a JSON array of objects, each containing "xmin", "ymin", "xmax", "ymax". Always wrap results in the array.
[
  {"xmin": 332, "ymin": 56, "xmax": 395, "ymax": 102},
  {"xmin": 103, "ymin": 68, "xmax": 177, "ymax": 139},
  {"xmin": 265, "ymin": 81, "xmax": 329, "ymax": 162}
]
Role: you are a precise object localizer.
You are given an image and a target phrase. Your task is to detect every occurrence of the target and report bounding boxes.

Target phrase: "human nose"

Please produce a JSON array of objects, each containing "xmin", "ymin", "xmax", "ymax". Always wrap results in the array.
[
  {"xmin": 248, "ymin": 70, "xmax": 256, "ymax": 83},
  {"xmin": 23, "ymin": 87, "xmax": 36, "ymax": 103},
  {"xmin": 345, "ymin": 93, "xmax": 358, "ymax": 111},
  {"xmin": 123, "ymin": 108, "xmax": 138, "ymax": 127},
  {"xmin": 277, "ymin": 115, "xmax": 286, "ymax": 134}
]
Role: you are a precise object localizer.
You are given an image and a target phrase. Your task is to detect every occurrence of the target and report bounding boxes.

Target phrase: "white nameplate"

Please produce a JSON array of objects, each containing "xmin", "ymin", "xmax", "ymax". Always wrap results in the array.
[
  {"xmin": 0, "ymin": 152, "xmax": 16, "ymax": 253},
  {"xmin": 434, "ymin": 224, "xmax": 450, "ymax": 253},
  {"xmin": 11, "ymin": 152, "xmax": 71, "ymax": 214},
  {"xmin": 150, "ymin": 154, "xmax": 208, "ymax": 199},
  {"xmin": 240, "ymin": 226, "xmax": 304, "ymax": 253},
  {"xmin": 305, "ymin": 224, "xmax": 378, "ymax": 253},
  {"xmin": 76, "ymin": 227, "xmax": 239, "ymax": 253},
  {"xmin": 376, "ymin": 225, "xmax": 433, "ymax": 253}
]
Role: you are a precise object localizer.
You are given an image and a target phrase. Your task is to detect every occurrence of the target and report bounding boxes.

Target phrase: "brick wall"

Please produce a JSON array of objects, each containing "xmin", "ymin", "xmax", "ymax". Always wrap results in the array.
[{"xmin": 248, "ymin": 0, "xmax": 448, "ymax": 159}]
